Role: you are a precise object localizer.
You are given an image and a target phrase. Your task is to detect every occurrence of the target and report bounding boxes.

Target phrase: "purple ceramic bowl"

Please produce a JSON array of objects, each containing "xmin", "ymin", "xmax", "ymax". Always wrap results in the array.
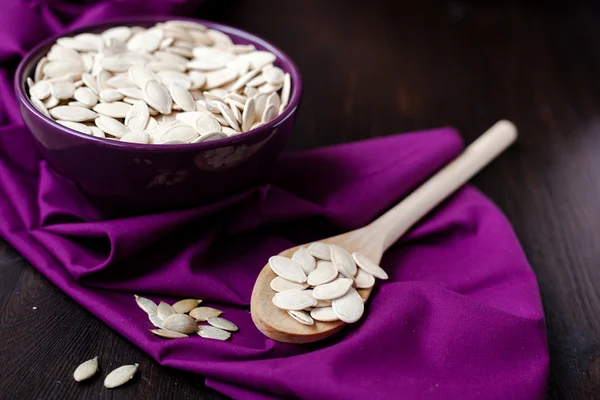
[{"xmin": 15, "ymin": 17, "xmax": 302, "ymax": 214}]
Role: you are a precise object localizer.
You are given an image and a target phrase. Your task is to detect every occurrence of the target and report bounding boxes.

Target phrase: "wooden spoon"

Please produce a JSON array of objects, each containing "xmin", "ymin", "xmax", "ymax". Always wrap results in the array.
[{"xmin": 251, "ymin": 120, "xmax": 518, "ymax": 343}]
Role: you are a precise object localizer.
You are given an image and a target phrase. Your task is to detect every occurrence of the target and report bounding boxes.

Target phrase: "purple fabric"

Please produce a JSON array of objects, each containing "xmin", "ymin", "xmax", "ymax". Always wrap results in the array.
[{"xmin": 0, "ymin": 1, "xmax": 549, "ymax": 399}]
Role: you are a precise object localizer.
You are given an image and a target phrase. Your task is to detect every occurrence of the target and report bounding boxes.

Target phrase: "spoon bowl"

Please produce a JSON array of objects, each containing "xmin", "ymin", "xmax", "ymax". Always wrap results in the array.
[{"xmin": 251, "ymin": 120, "xmax": 518, "ymax": 343}]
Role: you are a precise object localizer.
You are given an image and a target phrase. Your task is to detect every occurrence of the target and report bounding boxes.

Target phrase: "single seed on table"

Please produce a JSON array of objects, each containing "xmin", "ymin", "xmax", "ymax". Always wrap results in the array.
[
  {"xmin": 149, "ymin": 313, "xmax": 164, "ymax": 329},
  {"xmin": 287, "ymin": 310, "xmax": 314, "ymax": 325},
  {"xmin": 30, "ymin": 80, "xmax": 52, "ymax": 100},
  {"xmin": 312, "ymin": 278, "xmax": 353, "ymax": 300},
  {"xmin": 268, "ymin": 256, "xmax": 307, "ymax": 283},
  {"xmin": 95, "ymin": 115, "xmax": 130, "ymax": 138},
  {"xmin": 150, "ymin": 329, "xmax": 188, "ymax": 339},
  {"xmin": 292, "ymin": 247, "xmax": 317, "ymax": 275},
  {"xmin": 189, "ymin": 306, "xmax": 223, "ymax": 322},
  {"xmin": 352, "ymin": 252, "xmax": 389, "ymax": 280},
  {"xmin": 310, "ymin": 306, "xmax": 339, "ymax": 322},
  {"xmin": 73, "ymin": 356, "xmax": 98, "ymax": 382},
  {"xmin": 169, "ymin": 82, "xmax": 196, "ymax": 112},
  {"xmin": 272, "ymin": 289, "xmax": 317, "ymax": 311},
  {"xmin": 332, "ymin": 288, "xmax": 364, "ymax": 323},
  {"xmin": 121, "ymin": 131, "xmax": 149, "ymax": 144},
  {"xmin": 162, "ymin": 313, "xmax": 199, "ymax": 334},
  {"xmin": 270, "ymin": 276, "xmax": 309, "ymax": 292},
  {"xmin": 336, "ymin": 262, "xmax": 355, "ymax": 280},
  {"xmin": 143, "ymin": 80, "xmax": 172, "ymax": 114},
  {"xmin": 50, "ymin": 105, "xmax": 97, "ymax": 122},
  {"xmin": 57, "ymin": 120, "xmax": 91, "ymax": 135},
  {"xmin": 104, "ymin": 364, "xmax": 139, "ymax": 389},
  {"xmin": 172, "ymin": 299, "xmax": 201, "ymax": 314},
  {"xmin": 198, "ymin": 325, "xmax": 231, "ymax": 341},
  {"xmin": 157, "ymin": 301, "xmax": 176, "ymax": 320},
  {"xmin": 307, "ymin": 264, "xmax": 338, "ymax": 286},
  {"xmin": 74, "ymin": 87, "xmax": 98, "ymax": 107},
  {"xmin": 207, "ymin": 317, "xmax": 238, "ymax": 332},
  {"xmin": 330, "ymin": 244, "xmax": 357, "ymax": 276}
]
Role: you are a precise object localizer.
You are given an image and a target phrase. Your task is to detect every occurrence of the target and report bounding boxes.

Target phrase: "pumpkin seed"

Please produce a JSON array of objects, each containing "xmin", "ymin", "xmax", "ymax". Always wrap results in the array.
[
  {"xmin": 104, "ymin": 364, "xmax": 139, "ymax": 389},
  {"xmin": 198, "ymin": 326, "xmax": 231, "ymax": 341},
  {"xmin": 189, "ymin": 307, "xmax": 223, "ymax": 322},
  {"xmin": 157, "ymin": 301, "xmax": 176, "ymax": 320},
  {"xmin": 150, "ymin": 329, "xmax": 188, "ymax": 339},
  {"xmin": 172, "ymin": 299, "xmax": 201, "ymax": 314},
  {"xmin": 206, "ymin": 317, "xmax": 238, "ymax": 332},
  {"xmin": 162, "ymin": 313, "xmax": 198, "ymax": 334},
  {"xmin": 73, "ymin": 356, "xmax": 98, "ymax": 382}
]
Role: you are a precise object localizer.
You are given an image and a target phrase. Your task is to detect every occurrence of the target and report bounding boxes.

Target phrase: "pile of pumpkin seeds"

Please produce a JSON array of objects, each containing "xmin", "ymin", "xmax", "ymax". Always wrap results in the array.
[
  {"xmin": 269, "ymin": 242, "xmax": 388, "ymax": 325},
  {"xmin": 135, "ymin": 295, "xmax": 237, "ymax": 341},
  {"xmin": 27, "ymin": 20, "xmax": 292, "ymax": 144}
]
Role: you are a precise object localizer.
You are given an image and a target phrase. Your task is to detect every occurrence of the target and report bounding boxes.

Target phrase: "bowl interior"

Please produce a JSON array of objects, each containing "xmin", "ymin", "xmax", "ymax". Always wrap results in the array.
[{"xmin": 16, "ymin": 16, "xmax": 302, "ymax": 152}]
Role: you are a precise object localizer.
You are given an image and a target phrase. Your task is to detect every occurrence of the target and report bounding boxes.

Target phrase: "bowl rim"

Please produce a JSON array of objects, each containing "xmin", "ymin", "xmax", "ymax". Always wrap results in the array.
[{"xmin": 15, "ymin": 16, "xmax": 303, "ymax": 152}]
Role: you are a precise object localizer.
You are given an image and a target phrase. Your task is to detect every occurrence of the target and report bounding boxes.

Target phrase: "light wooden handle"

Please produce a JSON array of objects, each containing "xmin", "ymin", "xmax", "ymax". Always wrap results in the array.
[{"xmin": 369, "ymin": 120, "xmax": 518, "ymax": 251}]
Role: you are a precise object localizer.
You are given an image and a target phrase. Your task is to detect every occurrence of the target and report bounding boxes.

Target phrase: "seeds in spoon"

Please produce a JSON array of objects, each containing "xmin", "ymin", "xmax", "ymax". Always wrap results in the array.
[
  {"xmin": 172, "ymin": 299, "xmax": 201, "ymax": 314},
  {"xmin": 270, "ymin": 276, "xmax": 309, "ymax": 292},
  {"xmin": 352, "ymin": 252, "xmax": 388, "ymax": 280},
  {"xmin": 354, "ymin": 268, "xmax": 375, "ymax": 289},
  {"xmin": 268, "ymin": 256, "xmax": 307, "ymax": 283},
  {"xmin": 73, "ymin": 356, "xmax": 98, "ymax": 382},
  {"xmin": 104, "ymin": 364, "xmax": 139, "ymax": 389},
  {"xmin": 291, "ymin": 247, "xmax": 316, "ymax": 275},
  {"xmin": 332, "ymin": 288, "xmax": 364, "ymax": 323},
  {"xmin": 189, "ymin": 306, "xmax": 223, "ymax": 322},
  {"xmin": 307, "ymin": 242, "xmax": 331, "ymax": 260},
  {"xmin": 207, "ymin": 317, "xmax": 238, "ymax": 332},
  {"xmin": 272, "ymin": 289, "xmax": 317, "ymax": 311},
  {"xmin": 330, "ymin": 244, "xmax": 357, "ymax": 276},
  {"xmin": 310, "ymin": 306, "xmax": 339, "ymax": 322},
  {"xmin": 287, "ymin": 310, "xmax": 314, "ymax": 325},
  {"xmin": 307, "ymin": 264, "xmax": 338, "ymax": 286},
  {"xmin": 312, "ymin": 278, "xmax": 353, "ymax": 301},
  {"xmin": 335, "ymin": 262, "xmax": 355, "ymax": 280}
]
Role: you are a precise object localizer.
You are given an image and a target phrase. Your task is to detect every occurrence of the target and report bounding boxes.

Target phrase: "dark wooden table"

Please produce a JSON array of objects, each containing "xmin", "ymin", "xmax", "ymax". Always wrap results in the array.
[{"xmin": 2, "ymin": 0, "xmax": 599, "ymax": 398}]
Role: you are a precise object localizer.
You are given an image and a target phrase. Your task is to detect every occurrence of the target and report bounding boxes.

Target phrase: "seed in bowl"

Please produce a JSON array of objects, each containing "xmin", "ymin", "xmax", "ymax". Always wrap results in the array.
[{"xmin": 28, "ymin": 21, "xmax": 292, "ymax": 145}]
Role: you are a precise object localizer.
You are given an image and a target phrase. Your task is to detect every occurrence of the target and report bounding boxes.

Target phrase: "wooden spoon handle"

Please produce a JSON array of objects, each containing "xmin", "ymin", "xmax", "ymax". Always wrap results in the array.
[{"xmin": 369, "ymin": 120, "xmax": 518, "ymax": 251}]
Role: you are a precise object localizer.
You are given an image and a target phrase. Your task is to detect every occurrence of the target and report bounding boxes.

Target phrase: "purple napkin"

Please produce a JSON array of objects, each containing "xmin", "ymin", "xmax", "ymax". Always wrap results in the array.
[{"xmin": 0, "ymin": 1, "xmax": 549, "ymax": 399}]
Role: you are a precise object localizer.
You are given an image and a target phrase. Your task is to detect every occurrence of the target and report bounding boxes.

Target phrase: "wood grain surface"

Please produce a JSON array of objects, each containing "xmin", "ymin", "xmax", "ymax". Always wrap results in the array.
[{"xmin": 2, "ymin": 0, "xmax": 599, "ymax": 398}]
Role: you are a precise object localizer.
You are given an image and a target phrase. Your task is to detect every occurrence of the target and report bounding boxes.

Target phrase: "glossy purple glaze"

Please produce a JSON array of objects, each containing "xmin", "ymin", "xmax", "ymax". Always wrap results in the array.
[{"xmin": 15, "ymin": 17, "xmax": 302, "ymax": 214}]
